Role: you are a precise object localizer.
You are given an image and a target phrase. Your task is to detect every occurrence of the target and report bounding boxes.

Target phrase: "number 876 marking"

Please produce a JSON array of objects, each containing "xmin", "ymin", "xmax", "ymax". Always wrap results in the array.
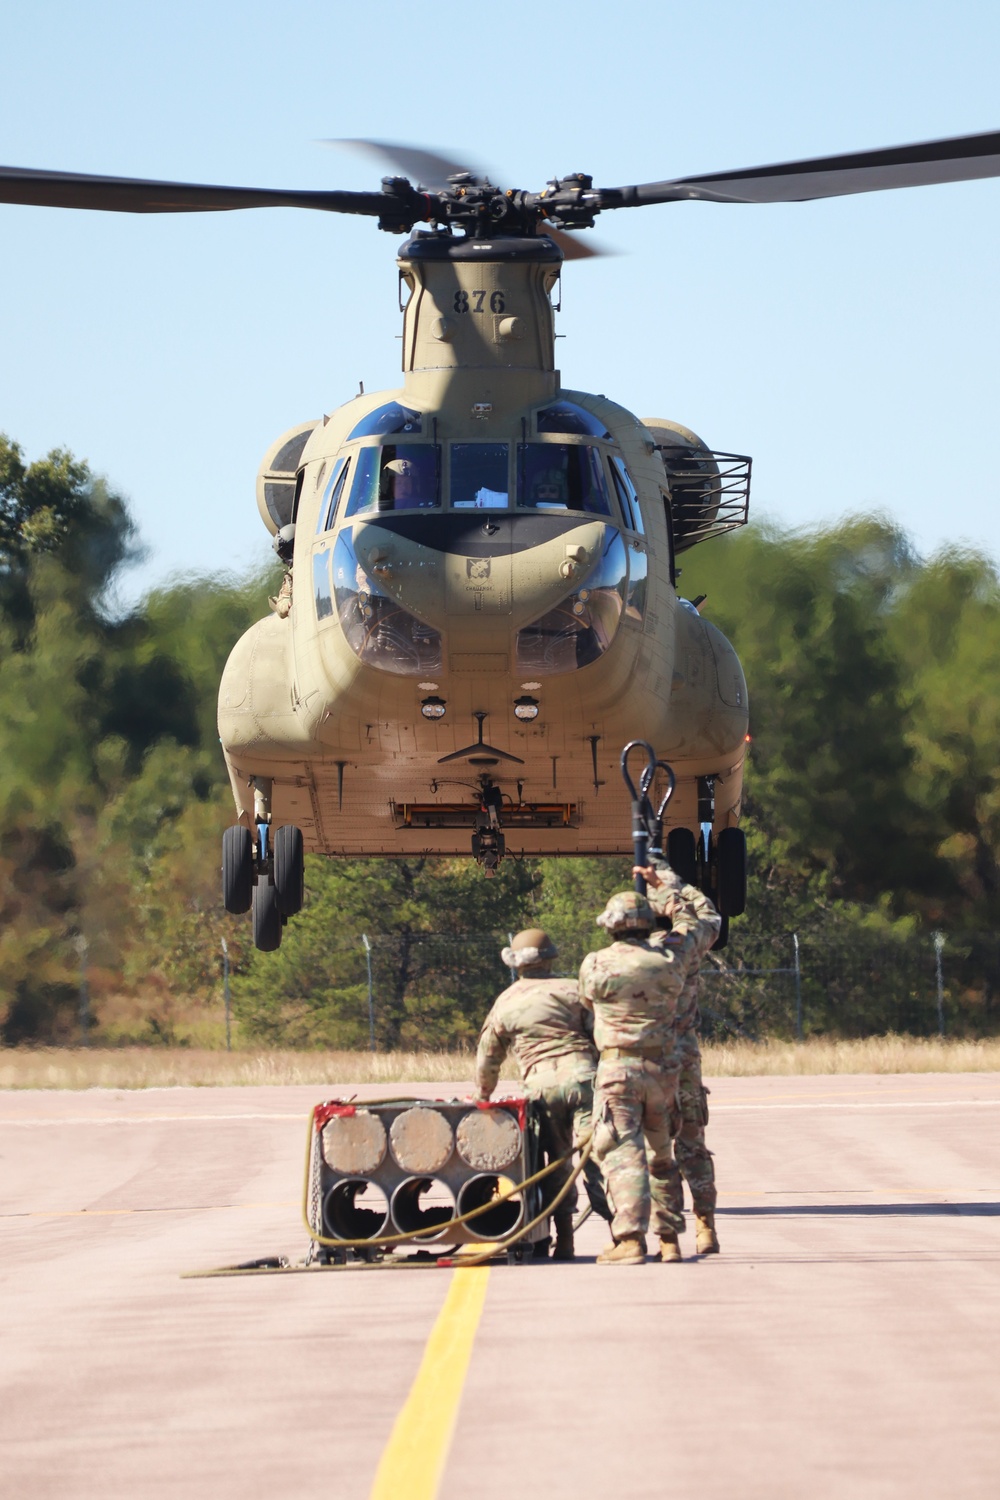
[{"xmin": 454, "ymin": 290, "xmax": 506, "ymax": 313}]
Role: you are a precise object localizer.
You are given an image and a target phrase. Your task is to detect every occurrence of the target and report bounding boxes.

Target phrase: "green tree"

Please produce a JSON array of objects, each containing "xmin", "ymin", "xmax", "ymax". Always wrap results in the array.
[
  {"xmin": 681, "ymin": 516, "xmax": 942, "ymax": 907},
  {"xmin": 888, "ymin": 547, "xmax": 1000, "ymax": 924},
  {"xmin": 0, "ymin": 438, "xmax": 274, "ymax": 1041},
  {"xmin": 233, "ymin": 856, "xmax": 540, "ymax": 1048},
  {"xmin": 530, "ymin": 856, "xmax": 631, "ymax": 971},
  {"xmin": 0, "ymin": 435, "xmax": 138, "ymax": 635}
]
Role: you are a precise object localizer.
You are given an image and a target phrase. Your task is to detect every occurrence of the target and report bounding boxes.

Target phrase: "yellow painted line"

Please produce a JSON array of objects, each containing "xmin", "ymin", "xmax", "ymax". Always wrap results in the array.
[{"xmin": 369, "ymin": 1268, "xmax": 490, "ymax": 1500}]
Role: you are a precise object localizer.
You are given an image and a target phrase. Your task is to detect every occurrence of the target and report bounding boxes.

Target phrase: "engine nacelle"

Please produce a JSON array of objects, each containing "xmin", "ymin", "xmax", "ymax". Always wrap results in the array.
[
  {"xmin": 256, "ymin": 419, "xmax": 319, "ymax": 535},
  {"xmin": 642, "ymin": 418, "xmax": 751, "ymax": 554}
]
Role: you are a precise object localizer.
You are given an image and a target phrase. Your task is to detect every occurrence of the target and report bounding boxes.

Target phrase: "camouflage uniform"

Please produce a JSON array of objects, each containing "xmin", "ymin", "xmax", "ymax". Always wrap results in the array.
[
  {"xmin": 581, "ymin": 878, "xmax": 720, "ymax": 1245},
  {"xmin": 648, "ymin": 882, "xmax": 719, "ymax": 1220},
  {"xmin": 476, "ymin": 975, "xmax": 610, "ymax": 1224}
]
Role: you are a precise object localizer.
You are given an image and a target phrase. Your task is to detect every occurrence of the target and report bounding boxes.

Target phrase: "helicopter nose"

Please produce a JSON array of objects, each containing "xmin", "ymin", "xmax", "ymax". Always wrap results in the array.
[{"xmin": 352, "ymin": 511, "xmax": 610, "ymax": 626}]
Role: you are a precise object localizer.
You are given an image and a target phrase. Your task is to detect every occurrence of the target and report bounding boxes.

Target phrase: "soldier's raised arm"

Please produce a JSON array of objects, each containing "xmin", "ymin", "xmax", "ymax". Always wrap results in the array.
[{"xmin": 634, "ymin": 865, "xmax": 721, "ymax": 956}]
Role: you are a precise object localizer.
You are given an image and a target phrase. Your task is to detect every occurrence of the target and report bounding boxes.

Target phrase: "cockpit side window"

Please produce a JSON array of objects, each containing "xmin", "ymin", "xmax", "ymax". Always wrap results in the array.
[
  {"xmin": 316, "ymin": 456, "xmax": 351, "ymax": 533},
  {"xmin": 344, "ymin": 444, "xmax": 440, "ymax": 517},
  {"xmin": 609, "ymin": 456, "xmax": 645, "ymax": 534},
  {"xmin": 345, "ymin": 447, "xmax": 380, "ymax": 517},
  {"xmin": 451, "ymin": 443, "xmax": 509, "ymax": 508},
  {"xmin": 516, "ymin": 443, "xmax": 612, "ymax": 516}
]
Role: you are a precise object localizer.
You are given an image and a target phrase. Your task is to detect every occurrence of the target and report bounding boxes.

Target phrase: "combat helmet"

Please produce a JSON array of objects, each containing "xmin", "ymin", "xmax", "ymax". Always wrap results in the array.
[
  {"xmin": 501, "ymin": 928, "xmax": 559, "ymax": 971},
  {"xmin": 596, "ymin": 890, "xmax": 654, "ymax": 934}
]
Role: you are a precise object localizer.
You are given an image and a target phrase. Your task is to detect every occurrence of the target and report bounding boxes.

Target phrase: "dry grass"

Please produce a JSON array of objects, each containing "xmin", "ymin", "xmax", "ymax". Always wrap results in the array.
[
  {"xmin": 701, "ymin": 1035, "xmax": 1000, "ymax": 1076},
  {"xmin": 0, "ymin": 1047, "xmax": 498, "ymax": 1092},
  {"xmin": 1, "ymin": 1035, "xmax": 999, "ymax": 1090}
]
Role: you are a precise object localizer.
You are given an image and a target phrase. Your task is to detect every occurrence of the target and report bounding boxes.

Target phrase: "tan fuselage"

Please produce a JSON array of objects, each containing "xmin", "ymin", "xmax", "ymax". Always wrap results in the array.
[{"xmin": 219, "ymin": 234, "xmax": 748, "ymax": 856}]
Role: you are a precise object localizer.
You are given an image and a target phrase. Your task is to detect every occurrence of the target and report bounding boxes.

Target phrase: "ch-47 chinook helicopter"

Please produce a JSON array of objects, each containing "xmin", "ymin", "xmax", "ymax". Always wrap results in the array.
[{"xmin": 3, "ymin": 129, "xmax": 1000, "ymax": 951}]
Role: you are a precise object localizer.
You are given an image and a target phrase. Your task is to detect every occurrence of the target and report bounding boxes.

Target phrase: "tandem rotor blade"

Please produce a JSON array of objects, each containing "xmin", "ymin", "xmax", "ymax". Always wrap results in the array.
[
  {"xmin": 0, "ymin": 163, "xmax": 397, "ymax": 217},
  {"xmin": 325, "ymin": 138, "xmax": 486, "ymax": 192},
  {"xmin": 599, "ymin": 127, "xmax": 1000, "ymax": 207}
]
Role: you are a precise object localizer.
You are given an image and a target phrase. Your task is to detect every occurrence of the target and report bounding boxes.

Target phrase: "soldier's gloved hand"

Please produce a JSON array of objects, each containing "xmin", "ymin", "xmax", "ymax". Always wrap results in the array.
[{"xmin": 633, "ymin": 864, "xmax": 662, "ymax": 888}]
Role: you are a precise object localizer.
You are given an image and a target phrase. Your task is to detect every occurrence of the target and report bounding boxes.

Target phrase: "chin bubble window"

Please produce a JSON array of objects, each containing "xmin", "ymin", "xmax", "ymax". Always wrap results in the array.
[
  {"xmin": 332, "ymin": 531, "xmax": 443, "ymax": 676},
  {"xmin": 515, "ymin": 527, "xmax": 627, "ymax": 674},
  {"xmin": 450, "ymin": 443, "xmax": 509, "ymax": 508},
  {"xmin": 517, "ymin": 443, "xmax": 612, "ymax": 515}
]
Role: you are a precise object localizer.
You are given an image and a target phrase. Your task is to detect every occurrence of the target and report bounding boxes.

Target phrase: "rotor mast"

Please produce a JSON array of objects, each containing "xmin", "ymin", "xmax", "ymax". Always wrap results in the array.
[{"xmin": 397, "ymin": 232, "xmax": 563, "ymax": 419}]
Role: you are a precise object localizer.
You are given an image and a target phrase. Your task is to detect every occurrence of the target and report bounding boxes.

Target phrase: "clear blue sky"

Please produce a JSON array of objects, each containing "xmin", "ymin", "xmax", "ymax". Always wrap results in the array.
[{"xmin": 2, "ymin": 0, "xmax": 999, "ymax": 602}]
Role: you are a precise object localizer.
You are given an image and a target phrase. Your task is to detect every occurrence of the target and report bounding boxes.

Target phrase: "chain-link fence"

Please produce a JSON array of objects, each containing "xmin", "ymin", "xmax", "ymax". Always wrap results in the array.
[
  {"xmin": 699, "ymin": 929, "xmax": 1000, "ymax": 1040},
  {"xmin": 349, "ymin": 928, "xmax": 1000, "ymax": 1045}
]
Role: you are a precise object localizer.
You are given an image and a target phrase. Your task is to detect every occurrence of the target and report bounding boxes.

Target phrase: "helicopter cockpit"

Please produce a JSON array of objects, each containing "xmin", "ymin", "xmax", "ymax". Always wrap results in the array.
[
  {"xmin": 305, "ymin": 394, "xmax": 652, "ymax": 678},
  {"xmin": 314, "ymin": 400, "xmax": 641, "ymax": 525}
]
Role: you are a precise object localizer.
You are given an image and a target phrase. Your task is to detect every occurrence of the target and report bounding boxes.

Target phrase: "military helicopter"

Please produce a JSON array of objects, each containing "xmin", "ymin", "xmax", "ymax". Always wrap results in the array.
[{"xmin": 3, "ymin": 128, "xmax": 999, "ymax": 952}]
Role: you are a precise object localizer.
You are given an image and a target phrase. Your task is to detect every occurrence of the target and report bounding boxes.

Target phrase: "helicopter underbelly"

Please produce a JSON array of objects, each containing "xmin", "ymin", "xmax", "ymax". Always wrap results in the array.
[{"xmin": 218, "ymin": 600, "xmax": 748, "ymax": 857}]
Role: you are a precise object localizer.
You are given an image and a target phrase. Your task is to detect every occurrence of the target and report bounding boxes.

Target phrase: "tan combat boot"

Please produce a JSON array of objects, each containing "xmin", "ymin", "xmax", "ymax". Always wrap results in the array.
[
  {"xmin": 552, "ymin": 1213, "xmax": 575, "ymax": 1262},
  {"xmin": 695, "ymin": 1212, "xmax": 720, "ymax": 1254},
  {"xmin": 659, "ymin": 1232, "xmax": 682, "ymax": 1263},
  {"xmin": 596, "ymin": 1233, "xmax": 647, "ymax": 1265}
]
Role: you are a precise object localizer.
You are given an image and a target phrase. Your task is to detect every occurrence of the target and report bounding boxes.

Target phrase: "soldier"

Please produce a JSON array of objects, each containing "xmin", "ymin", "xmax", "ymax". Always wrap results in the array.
[
  {"xmin": 580, "ymin": 876, "xmax": 720, "ymax": 1265},
  {"xmin": 647, "ymin": 871, "xmax": 721, "ymax": 1256},
  {"xmin": 476, "ymin": 928, "xmax": 611, "ymax": 1261}
]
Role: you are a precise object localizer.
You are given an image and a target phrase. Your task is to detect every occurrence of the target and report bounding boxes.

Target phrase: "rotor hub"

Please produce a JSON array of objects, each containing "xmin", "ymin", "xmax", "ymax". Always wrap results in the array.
[{"xmin": 378, "ymin": 170, "xmax": 601, "ymax": 239}]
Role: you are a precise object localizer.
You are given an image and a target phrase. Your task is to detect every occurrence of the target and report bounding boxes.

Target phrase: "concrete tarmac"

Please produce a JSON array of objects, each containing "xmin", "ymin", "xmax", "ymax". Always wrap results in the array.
[{"xmin": 2, "ymin": 1072, "xmax": 999, "ymax": 1499}]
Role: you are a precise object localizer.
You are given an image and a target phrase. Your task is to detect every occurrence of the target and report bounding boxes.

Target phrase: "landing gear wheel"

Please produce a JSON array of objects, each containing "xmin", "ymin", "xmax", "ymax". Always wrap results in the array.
[
  {"xmin": 222, "ymin": 825, "xmax": 253, "ymax": 914},
  {"xmin": 273, "ymin": 824, "xmax": 304, "ymax": 916},
  {"xmin": 716, "ymin": 827, "xmax": 747, "ymax": 916},
  {"xmin": 252, "ymin": 876, "xmax": 282, "ymax": 951},
  {"xmin": 666, "ymin": 827, "xmax": 698, "ymax": 886}
]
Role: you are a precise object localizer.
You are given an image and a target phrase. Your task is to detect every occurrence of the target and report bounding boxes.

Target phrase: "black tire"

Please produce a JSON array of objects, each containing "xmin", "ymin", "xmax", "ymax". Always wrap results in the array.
[
  {"xmin": 252, "ymin": 876, "xmax": 282, "ymax": 952},
  {"xmin": 222, "ymin": 825, "xmax": 253, "ymax": 914},
  {"xmin": 712, "ymin": 913, "xmax": 730, "ymax": 951},
  {"xmin": 666, "ymin": 827, "xmax": 698, "ymax": 886},
  {"xmin": 716, "ymin": 827, "xmax": 747, "ymax": 916},
  {"xmin": 273, "ymin": 824, "xmax": 304, "ymax": 916}
]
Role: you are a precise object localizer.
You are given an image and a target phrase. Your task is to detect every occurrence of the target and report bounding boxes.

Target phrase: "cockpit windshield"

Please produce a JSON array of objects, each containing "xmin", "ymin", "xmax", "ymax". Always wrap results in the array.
[
  {"xmin": 451, "ymin": 444, "xmax": 509, "ymax": 508},
  {"xmin": 517, "ymin": 444, "xmax": 612, "ymax": 515},
  {"xmin": 344, "ymin": 444, "xmax": 440, "ymax": 516}
]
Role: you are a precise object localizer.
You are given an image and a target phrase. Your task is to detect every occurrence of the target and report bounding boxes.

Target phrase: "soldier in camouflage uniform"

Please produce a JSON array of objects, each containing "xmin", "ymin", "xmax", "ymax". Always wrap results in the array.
[
  {"xmin": 476, "ymin": 928, "xmax": 611, "ymax": 1261},
  {"xmin": 647, "ymin": 872, "xmax": 721, "ymax": 1256},
  {"xmin": 580, "ymin": 877, "xmax": 720, "ymax": 1265}
]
